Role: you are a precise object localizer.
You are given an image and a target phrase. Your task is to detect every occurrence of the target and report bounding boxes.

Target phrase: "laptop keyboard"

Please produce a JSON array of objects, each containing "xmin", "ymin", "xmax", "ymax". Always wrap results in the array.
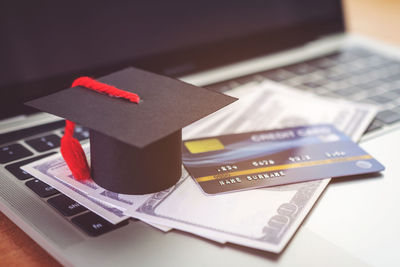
[
  {"xmin": 207, "ymin": 47, "xmax": 400, "ymax": 133},
  {"xmin": 5, "ymin": 153, "xmax": 56, "ymax": 180},
  {"xmin": 47, "ymin": 194, "xmax": 88, "ymax": 216},
  {"xmin": 25, "ymin": 134, "xmax": 61, "ymax": 152},
  {"xmin": 1, "ymin": 46, "xmax": 400, "ymax": 238},
  {"xmin": 25, "ymin": 179, "xmax": 60, "ymax": 198},
  {"xmin": 0, "ymin": 144, "xmax": 33, "ymax": 164},
  {"xmin": 71, "ymin": 212, "xmax": 129, "ymax": 237},
  {"xmin": 0, "ymin": 124, "xmax": 129, "ymax": 237}
]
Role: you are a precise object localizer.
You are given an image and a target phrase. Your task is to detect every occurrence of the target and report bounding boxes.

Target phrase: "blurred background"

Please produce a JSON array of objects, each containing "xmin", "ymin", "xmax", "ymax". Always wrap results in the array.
[{"xmin": 344, "ymin": 0, "xmax": 400, "ymax": 46}]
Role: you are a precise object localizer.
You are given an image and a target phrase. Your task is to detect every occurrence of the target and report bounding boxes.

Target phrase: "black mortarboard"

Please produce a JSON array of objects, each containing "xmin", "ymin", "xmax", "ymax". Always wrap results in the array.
[{"xmin": 25, "ymin": 67, "xmax": 236, "ymax": 194}]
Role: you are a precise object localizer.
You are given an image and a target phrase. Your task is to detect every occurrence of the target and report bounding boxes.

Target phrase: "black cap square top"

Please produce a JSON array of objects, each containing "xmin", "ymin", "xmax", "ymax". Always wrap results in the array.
[{"xmin": 26, "ymin": 67, "xmax": 237, "ymax": 148}]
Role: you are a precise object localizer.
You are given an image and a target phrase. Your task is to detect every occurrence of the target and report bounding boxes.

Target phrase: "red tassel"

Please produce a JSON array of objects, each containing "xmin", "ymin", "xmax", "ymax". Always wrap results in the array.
[
  {"xmin": 60, "ymin": 77, "xmax": 140, "ymax": 181},
  {"xmin": 61, "ymin": 120, "xmax": 91, "ymax": 181},
  {"xmin": 72, "ymin": 76, "xmax": 140, "ymax": 103}
]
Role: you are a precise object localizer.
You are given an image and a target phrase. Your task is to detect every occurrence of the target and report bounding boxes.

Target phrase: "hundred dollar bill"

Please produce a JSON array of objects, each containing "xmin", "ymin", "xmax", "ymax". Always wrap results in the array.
[
  {"xmin": 21, "ymin": 154, "xmax": 128, "ymax": 224},
  {"xmin": 125, "ymin": 80, "xmax": 377, "ymax": 253},
  {"xmin": 22, "ymin": 146, "xmax": 231, "ymax": 240},
  {"xmin": 21, "ymin": 148, "xmax": 172, "ymax": 231}
]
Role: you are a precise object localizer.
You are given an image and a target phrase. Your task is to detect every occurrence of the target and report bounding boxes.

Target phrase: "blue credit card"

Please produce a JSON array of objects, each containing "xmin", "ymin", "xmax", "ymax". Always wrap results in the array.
[{"xmin": 182, "ymin": 124, "xmax": 385, "ymax": 195}]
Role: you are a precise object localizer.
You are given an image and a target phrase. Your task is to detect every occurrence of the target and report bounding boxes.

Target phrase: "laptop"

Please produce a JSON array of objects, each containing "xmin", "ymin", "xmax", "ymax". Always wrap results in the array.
[{"xmin": 1, "ymin": 1, "xmax": 399, "ymax": 266}]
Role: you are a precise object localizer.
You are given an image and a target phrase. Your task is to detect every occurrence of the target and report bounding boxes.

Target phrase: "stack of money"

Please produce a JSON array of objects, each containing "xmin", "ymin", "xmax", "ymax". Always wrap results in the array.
[{"xmin": 22, "ymin": 81, "xmax": 377, "ymax": 253}]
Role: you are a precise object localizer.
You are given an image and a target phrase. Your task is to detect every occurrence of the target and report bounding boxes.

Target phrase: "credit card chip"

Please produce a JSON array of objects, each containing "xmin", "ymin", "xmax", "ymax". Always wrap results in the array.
[{"xmin": 184, "ymin": 138, "xmax": 224, "ymax": 154}]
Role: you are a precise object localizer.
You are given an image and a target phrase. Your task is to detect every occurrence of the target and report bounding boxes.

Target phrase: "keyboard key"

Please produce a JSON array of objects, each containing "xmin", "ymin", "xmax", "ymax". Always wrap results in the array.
[
  {"xmin": 360, "ymin": 80, "xmax": 384, "ymax": 90},
  {"xmin": 334, "ymin": 86, "xmax": 364, "ymax": 96},
  {"xmin": 394, "ymin": 106, "xmax": 400, "ymax": 113},
  {"xmin": 285, "ymin": 64, "xmax": 316, "ymax": 75},
  {"xmin": 206, "ymin": 83, "xmax": 232, "ymax": 93},
  {"xmin": 383, "ymin": 74, "xmax": 400, "ymax": 83},
  {"xmin": 365, "ymin": 119, "xmax": 383, "ymax": 133},
  {"xmin": 327, "ymin": 73, "xmax": 351, "ymax": 82},
  {"xmin": 347, "ymin": 75, "xmax": 368, "ymax": 86},
  {"xmin": 48, "ymin": 194, "xmax": 87, "ymax": 216},
  {"xmin": 0, "ymin": 120, "xmax": 65, "ymax": 146},
  {"xmin": 308, "ymin": 58, "xmax": 336, "ymax": 69},
  {"xmin": 344, "ymin": 48, "xmax": 374, "ymax": 57},
  {"xmin": 25, "ymin": 134, "xmax": 61, "ymax": 152},
  {"xmin": 0, "ymin": 144, "xmax": 33, "ymax": 164},
  {"xmin": 376, "ymin": 110, "xmax": 400, "ymax": 124},
  {"xmin": 262, "ymin": 69, "xmax": 294, "ymax": 81},
  {"xmin": 60, "ymin": 126, "xmax": 90, "ymax": 141},
  {"xmin": 5, "ymin": 152, "xmax": 56, "ymax": 180},
  {"xmin": 74, "ymin": 126, "xmax": 90, "ymax": 140},
  {"xmin": 25, "ymin": 179, "xmax": 59, "ymax": 198},
  {"xmin": 389, "ymin": 88, "xmax": 400, "ymax": 95},
  {"xmin": 365, "ymin": 95, "xmax": 393, "ymax": 104},
  {"xmin": 329, "ymin": 51, "xmax": 359, "ymax": 63},
  {"xmin": 364, "ymin": 56, "xmax": 390, "ymax": 67},
  {"xmin": 300, "ymin": 80, "xmax": 326, "ymax": 89},
  {"xmin": 73, "ymin": 126, "xmax": 90, "ymax": 141},
  {"xmin": 71, "ymin": 212, "xmax": 128, "ymax": 237}
]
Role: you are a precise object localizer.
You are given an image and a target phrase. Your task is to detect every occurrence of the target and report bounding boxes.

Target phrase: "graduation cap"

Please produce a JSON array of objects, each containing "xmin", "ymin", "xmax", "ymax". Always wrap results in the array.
[{"xmin": 25, "ymin": 67, "xmax": 236, "ymax": 194}]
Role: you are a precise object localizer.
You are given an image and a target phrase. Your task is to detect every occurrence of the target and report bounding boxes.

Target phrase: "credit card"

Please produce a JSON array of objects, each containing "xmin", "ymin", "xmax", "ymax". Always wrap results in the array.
[{"xmin": 182, "ymin": 124, "xmax": 384, "ymax": 195}]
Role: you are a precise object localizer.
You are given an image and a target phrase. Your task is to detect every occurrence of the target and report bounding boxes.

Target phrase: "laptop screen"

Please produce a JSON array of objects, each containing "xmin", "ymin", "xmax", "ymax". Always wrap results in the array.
[{"xmin": 0, "ymin": 0, "xmax": 343, "ymax": 119}]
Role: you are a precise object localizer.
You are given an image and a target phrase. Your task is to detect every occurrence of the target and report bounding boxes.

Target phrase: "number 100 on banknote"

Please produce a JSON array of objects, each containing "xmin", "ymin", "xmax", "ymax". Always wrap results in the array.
[{"xmin": 182, "ymin": 124, "xmax": 384, "ymax": 195}]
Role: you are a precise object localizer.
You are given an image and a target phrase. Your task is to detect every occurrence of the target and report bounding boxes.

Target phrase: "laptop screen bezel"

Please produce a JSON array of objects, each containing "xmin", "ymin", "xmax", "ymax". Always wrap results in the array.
[{"xmin": 0, "ymin": 2, "xmax": 344, "ymax": 120}]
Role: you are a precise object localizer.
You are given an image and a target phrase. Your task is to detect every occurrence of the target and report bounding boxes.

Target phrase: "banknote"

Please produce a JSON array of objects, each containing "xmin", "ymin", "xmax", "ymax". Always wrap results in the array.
[
  {"xmin": 22, "ymin": 147, "xmax": 234, "ymax": 240},
  {"xmin": 182, "ymin": 80, "xmax": 375, "ymax": 141},
  {"xmin": 23, "ymin": 80, "xmax": 377, "ymax": 251},
  {"xmin": 21, "ymin": 155, "xmax": 129, "ymax": 224},
  {"xmin": 23, "ymin": 145, "xmax": 234, "ymax": 241},
  {"xmin": 126, "ymin": 80, "xmax": 377, "ymax": 253},
  {"xmin": 22, "ymin": 149, "xmax": 172, "ymax": 231}
]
